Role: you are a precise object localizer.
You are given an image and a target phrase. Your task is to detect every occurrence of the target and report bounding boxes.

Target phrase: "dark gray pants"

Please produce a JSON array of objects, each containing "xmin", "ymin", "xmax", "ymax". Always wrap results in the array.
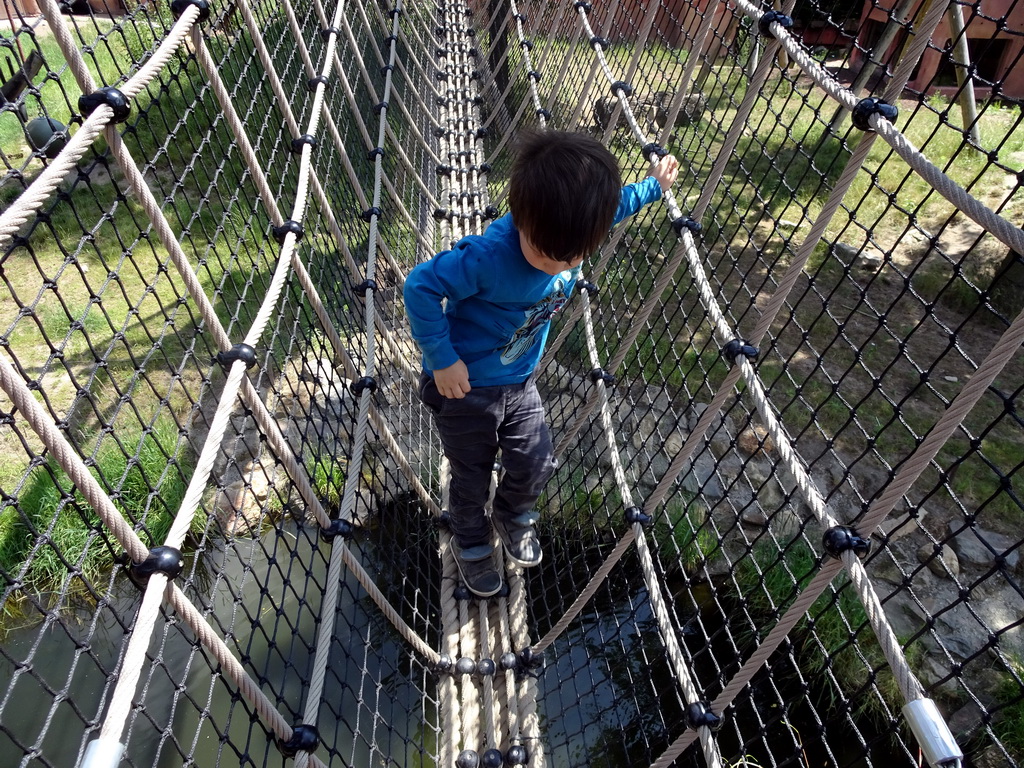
[{"xmin": 419, "ymin": 373, "xmax": 556, "ymax": 548}]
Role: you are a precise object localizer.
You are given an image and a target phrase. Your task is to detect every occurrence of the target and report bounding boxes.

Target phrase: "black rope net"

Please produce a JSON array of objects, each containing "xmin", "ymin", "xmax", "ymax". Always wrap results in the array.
[{"xmin": 0, "ymin": 0, "xmax": 1021, "ymax": 766}]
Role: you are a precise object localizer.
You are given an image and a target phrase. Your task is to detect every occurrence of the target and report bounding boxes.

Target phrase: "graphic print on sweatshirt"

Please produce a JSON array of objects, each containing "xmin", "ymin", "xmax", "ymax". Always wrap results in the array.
[{"xmin": 500, "ymin": 276, "xmax": 570, "ymax": 364}]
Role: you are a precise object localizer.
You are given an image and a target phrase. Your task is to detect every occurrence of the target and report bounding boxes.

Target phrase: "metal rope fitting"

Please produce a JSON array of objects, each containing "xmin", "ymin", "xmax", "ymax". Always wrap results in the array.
[
  {"xmin": 480, "ymin": 749, "xmax": 503, "ymax": 768},
  {"xmin": 350, "ymin": 376, "xmax": 377, "ymax": 396},
  {"xmin": 432, "ymin": 207, "xmax": 450, "ymax": 221},
  {"xmin": 723, "ymin": 339, "xmax": 759, "ymax": 364},
  {"xmin": 436, "ymin": 164, "xmax": 452, "ymax": 176},
  {"xmin": 277, "ymin": 724, "xmax": 320, "ymax": 758},
  {"xmin": 170, "ymin": 0, "xmax": 210, "ymax": 22},
  {"xmin": 758, "ymin": 10, "xmax": 793, "ymax": 38},
  {"xmin": 307, "ymin": 75, "xmax": 330, "ymax": 91},
  {"xmin": 431, "ymin": 653, "xmax": 453, "ymax": 673},
  {"xmin": 456, "ymin": 750, "xmax": 479, "ymax": 768},
  {"xmin": 519, "ymin": 647, "xmax": 543, "ymax": 670},
  {"xmin": 483, "ymin": 205, "xmax": 499, "ymax": 219},
  {"xmin": 354, "ymin": 279, "xmax": 377, "ymax": 296},
  {"xmin": 574, "ymin": 0, "xmax": 592, "ymax": 13},
  {"xmin": 455, "ymin": 656, "xmax": 475, "ymax": 675},
  {"xmin": 624, "ymin": 506, "xmax": 653, "ymax": 526},
  {"xmin": 578, "ymin": 280, "xmax": 599, "ymax": 296},
  {"xmin": 476, "ymin": 658, "xmax": 496, "ymax": 676},
  {"xmin": 367, "ymin": 147, "xmax": 385, "ymax": 160},
  {"xmin": 215, "ymin": 343, "xmax": 258, "ymax": 369},
  {"xmin": 291, "ymin": 134, "xmax": 317, "ymax": 154},
  {"xmin": 590, "ymin": 36, "xmax": 610, "ymax": 51},
  {"xmin": 588, "ymin": 367, "xmax": 616, "ymax": 386},
  {"xmin": 272, "ymin": 220, "xmax": 303, "ymax": 244},
  {"xmin": 373, "ymin": 101, "xmax": 388, "ymax": 115},
  {"xmin": 78, "ymin": 87, "xmax": 131, "ymax": 123},
  {"xmin": 505, "ymin": 745, "xmax": 528, "ymax": 766},
  {"xmin": 480, "ymin": 162, "xmax": 492, "ymax": 173},
  {"xmin": 536, "ymin": 107, "xmax": 552, "ymax": 120},
  {"xmin": 128, "ymin": 546, "xmax": 184, "ymax": 587},
  {"xmin": 672, "ymin": 217, "xmax": 702, "ymax": 236},
  {"xmin": 852, "ymin": 97, "xmax": 899, "ymax": 132},
  {"xmin": 527, "ymin": 70, "xmax": 542, "ymax": 82},
  {"xmin": 643, "ymin": 142, "xmax": 668, "ymax": 160},
  {"xmin": 319, "ymin": 519, "xmax": 353, "ymax": 542},
  {"xmin": 822, "ymin": 525, "xmax": 872, "ymax": 560},
  {"xmin": 500, "ymin": 652, "xmax": 518, "ymax": 671},
  {"xmin": 320, "ymin": 26, "xmax": 341, "ymax": 39},
  {"xmin": 610, "ymin": 80, "xmax": 633, "ymax": 97},
  {"xmin": 521, "ymin": 39, "xmax": 533, "ymax": 51},
  {"xmin": 360, "ymin": 206, "xmax": 381, "ymax": 222},
  {"xmin": 685, "ymin": 701, "xmax": 723, "ymax": 731}
]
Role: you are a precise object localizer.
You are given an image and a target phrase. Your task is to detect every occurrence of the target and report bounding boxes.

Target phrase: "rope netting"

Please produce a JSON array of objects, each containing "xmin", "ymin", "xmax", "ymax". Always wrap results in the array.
[{"xmin": 1, "ymin": 0, "xmax": 1022, "ymax": 766}]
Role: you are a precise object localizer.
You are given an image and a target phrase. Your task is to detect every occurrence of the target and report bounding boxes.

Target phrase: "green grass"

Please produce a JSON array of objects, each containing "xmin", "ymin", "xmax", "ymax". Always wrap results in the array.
[
  {"xmin": 653, "ymin": 495, "xmax": 717, "ymax": 576},
  {"xmin": 0, "ymin": 414, "xmax": 202, "ymax": 616},
  {"xmin": 735, "ymin": 539, "xmax": 919, "ymax": 725},
  {"xmin": 305, "ymin": 453, "xmax": 347, "ymax": 510},
  {"xmin": 993, "ymin": 657, "xmax": 1024, "ymax": 759}
]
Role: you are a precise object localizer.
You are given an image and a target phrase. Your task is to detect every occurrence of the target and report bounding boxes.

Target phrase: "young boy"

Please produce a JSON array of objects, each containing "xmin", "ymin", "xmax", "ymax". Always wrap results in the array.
[{"xmin": 404, "ymin": 130, "xmax": 679, "ymax": 597}]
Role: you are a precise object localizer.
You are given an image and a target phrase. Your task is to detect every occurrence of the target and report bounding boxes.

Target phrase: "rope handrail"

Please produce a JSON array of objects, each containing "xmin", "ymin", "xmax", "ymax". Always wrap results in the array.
[{"xmin": 2, "ymin": 0, "xmax": 1021, "ymax": 766}]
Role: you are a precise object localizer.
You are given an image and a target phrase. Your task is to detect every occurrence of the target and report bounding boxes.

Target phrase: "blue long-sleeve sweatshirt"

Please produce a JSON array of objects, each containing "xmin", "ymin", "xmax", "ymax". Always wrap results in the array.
[{"xmin": 404, "ymin": 176, "xmax": 663, "ymax": 387}]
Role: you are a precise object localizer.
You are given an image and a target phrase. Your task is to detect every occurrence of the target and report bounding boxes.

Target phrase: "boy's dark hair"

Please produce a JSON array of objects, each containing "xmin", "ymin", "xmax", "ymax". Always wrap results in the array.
[{"xmin": 508, "ymin": 130, "xmax": 621, "ymax": 264}]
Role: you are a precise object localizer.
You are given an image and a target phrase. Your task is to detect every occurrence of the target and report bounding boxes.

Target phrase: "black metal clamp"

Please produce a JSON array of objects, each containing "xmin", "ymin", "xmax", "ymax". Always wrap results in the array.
[
  {"xmin": 624, "ymin": 506, "xmax": 653, "ymax": 526},
  {"xmin": 722, "ymin": 339, "xmax": 759, "ymax": 364},
  {"xmin": 643, "ymin": 142, "xmax": 668, "ymax": 160},
  {"xmin": 320, "ymin": 519, "xmax": 353, "ymax": 542},
  {"xmin": 170, "ymin": 0, "xmax": 210, "ymax": 22},
  {"xmin": 291, "ymin": 134, "xmax": 317, "ymax": 154},
  {"xmin": 215, "ymin": 343, "xmax": 258, "ymax": 369},
  {"xmin": 277, "ymin": 724, "xmax": 320, "ymax": 758},
  {"xmin": 822, "ymin": 525, "xmax": 872, "ymax": 560},
  {"xmin": 686, "ymin": 701, "xmax": 723, "ymax": 731},
  {"xmin": 758, "ymin": 10, "xmax": 793, "ymax": 37},
  {"xmin": 350, "ymin": 376, "xmax": 377, "ymax": 396},
  {"xmin": 78, "ymin": 87, "xmax": 131, "ymax": 123},
  {"xmin": 851, "ymin": 97, "xmax": 899, "ymax": 132},
  {"xmin": 354, "ymin": 279, "xmax": 377, "ymax": 296},
  {"xmin": 672, "ymin": 217, "xmax": 703, "ymax": 236},
  {"xmin": 610, "ymin": 80, "xmax": 633, "ymax": 97},
  {"xmin": 128, "ymin": 546, "xmax": 184, "ymax": 587},
  {"xmin": 589, "ymin": 367, "xmax": 616, "ymax": 387},
  {"xmin": 272, "ymin": 220, "xmax": 304, "ymax": 244}
]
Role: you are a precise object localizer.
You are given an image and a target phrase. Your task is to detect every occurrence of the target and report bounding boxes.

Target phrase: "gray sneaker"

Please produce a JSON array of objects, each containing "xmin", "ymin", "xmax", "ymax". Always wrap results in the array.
[
  {"xmin": 492, "ymin": 511, "xmax": 543, "ymax": 568},
  {"xmin": 452, "ymin": 542, "xmax": 502, "ymax": 597}
]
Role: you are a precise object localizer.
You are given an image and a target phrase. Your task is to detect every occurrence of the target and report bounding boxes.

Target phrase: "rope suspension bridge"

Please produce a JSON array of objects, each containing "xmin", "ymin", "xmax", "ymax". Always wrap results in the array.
[{"xmin": 0, "ymin": 0, "xmax": 1022, "ymax": 766}]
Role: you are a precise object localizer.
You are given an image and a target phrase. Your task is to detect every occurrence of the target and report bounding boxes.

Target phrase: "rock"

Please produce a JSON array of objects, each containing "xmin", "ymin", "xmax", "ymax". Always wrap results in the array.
[
  {"xmin": 856, "ymin": 248, "xmax": 885, "ymax": 272},
  {"xmin": 736, "ymin": 424, "xmax": 773, "ymax": 457},
  {"xmin": 741, "ymin": 507, "xmax": 768, "ymax": 526},
  {"xmin": 972, "ymin": 746, "xmax": 1017, "ymax": 768},
  {"xmin": 215, "ymin": 479, "xmax": 266, "ymax": 537},
  {"xmin": 834, "ymin": 241, "xmax": 886, "ymax": 272},
  {"xmin": 876, "ymin": 505, "xmax": 929, "ymax": 542},
  {"xmin": 917, "ymin": 542, "xmax": 960, "ymax": 578},
  {"xmin": 771, "ymin": 504, "xmax": 802, "ymax": 540},
  {"xmin": 947, "ymin": 700, "xmax": 985, "ymax": 741},
  {"xmin": 943, "ymin": 375, "xmax": 959, "ymax": 383},
  {"xmin": 949, "ymin": 525, "xmax": 1020, "ymax": 570},
  {"xmin": 756, "ymin": 478, "xmax": 785, "ymax": 510},
  {"xmin": 689, "ymin": 404, "xmax": 735, "ymax": 458}
]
